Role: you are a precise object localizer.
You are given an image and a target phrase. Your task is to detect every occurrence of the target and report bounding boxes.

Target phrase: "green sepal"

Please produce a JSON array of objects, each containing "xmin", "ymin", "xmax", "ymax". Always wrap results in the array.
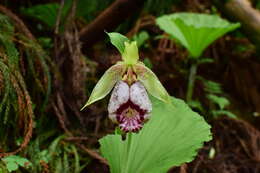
[
  {"xmin": 81, "ymin": 63, "xmax": 126, "ymax": 110},
  {"xmin": 122, "ymin": 41, "xmax": 139, "ymax": 65},
  {"xmin": 134, "ymin": 62, "xmax": 170, "ymax": 103}
]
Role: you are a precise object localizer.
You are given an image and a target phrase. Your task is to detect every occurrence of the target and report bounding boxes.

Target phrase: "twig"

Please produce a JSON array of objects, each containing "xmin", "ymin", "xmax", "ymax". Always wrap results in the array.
[
  {"xmin": 214, "ymin": 0, "xmax": 260, "ymax": 48},
  {"xmin": 77, "ymin": 143, "xmax": 108, "ymax": 165},
  {"xmin": 79, "ymin": 0, "xmax": 145, "ymax": 48}
]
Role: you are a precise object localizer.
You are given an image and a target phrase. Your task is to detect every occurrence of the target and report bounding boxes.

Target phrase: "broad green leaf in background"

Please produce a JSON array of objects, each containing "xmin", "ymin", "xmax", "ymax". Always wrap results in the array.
[
  {"xmin": 106, "ymin": 32, "xmax": 130, "ymax": 54},
  {"xmin": 156, "ymin": 13, "xmax": 240, "ymax": 58},
  {"xmin": 100, "ymin": 97, "xmax": 212, "ymax": 173},
  {"xmin": 81, "ymin": 63, "xmax": 125, "ymax": 109}
]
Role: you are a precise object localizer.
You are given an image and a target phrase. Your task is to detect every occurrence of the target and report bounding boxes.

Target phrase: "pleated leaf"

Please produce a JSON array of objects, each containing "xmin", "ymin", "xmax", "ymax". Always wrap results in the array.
[
  {"xmin": 100, "ymin": 97, "xmax": 212, "ymax": 173},
  {"xmin": 156, "ymin": 13, "xmax": 240, "ymax": 58}
]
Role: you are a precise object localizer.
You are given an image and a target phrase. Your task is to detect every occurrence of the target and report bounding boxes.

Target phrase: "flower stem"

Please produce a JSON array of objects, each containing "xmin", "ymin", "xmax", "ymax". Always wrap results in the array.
[
  {"xmin": 186, "ymin": 62, "xmax": 198, "ymax": 103},
  {"xmin": 124, "ymin": 132, "xmax": 132, "ymax": 173}
]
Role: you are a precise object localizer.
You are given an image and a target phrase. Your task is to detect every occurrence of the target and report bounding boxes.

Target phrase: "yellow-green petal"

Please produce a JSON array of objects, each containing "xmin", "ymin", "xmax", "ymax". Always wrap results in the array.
[
  {"xmin": 134, "ymin": 63, "xmax": 170, "ymax": 103},
  {"xmin": 122, "ymin": 41, "xmax": 139, "ymax": 65},
  {"xmin": 81, "ymin": 63, "xmax": 126, "ymax": 110}
]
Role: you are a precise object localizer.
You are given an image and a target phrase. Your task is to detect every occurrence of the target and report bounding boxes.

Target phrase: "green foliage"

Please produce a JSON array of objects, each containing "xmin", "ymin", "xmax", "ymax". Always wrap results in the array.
[
  {"xmin": 132, "ymin": 31, "xmax": 150, "ymax": 48},
  {"xmin": 20, "ymin": 0, "xmax": 114, "ymax": 29},
  {"xmin": 156, "ymin": 13, "xmax": 240, "ymax": 58},
  {"xmin": 0, "ymin": 14, "xmax": 21, "ymax": 144},
  {"xmin": 1, "ymin": 155, "xmax": 31, "ymax": 172},
  {"xmin": 206, "ymin": 94, "xmax": 230, "ymax": 110},
  {"xmin": 199, "ymin": 78, "xmax": 236, "ymax": 119},
  {"xmin": 100, "ymin": 97, "xmax": 212, "ymax": 173},
  {"xmin": 197, "ymin": 58, "xmax": 214, "ymax": 65},
  {"xmin": 20, "ymin": 3, "xmax": 62, "ymax": 28},
  {"xmin": 24, "ymin": 132, "xmax": 89, "ymax": 173},
  {"xmin": 199, "ymin": 77, "xmax": 223, "ymax": 94},
  {"xmin": 76, "ymin": 0, "xmax": 113, "ymax": 21},
  {"xmin": 143, "ymin": 58, "xmax": 153, "ymax": 69},
  {"xmin": 212, "ymin": 110, "xmax": 237, "ymax": 119},
  {"xmin": 0, "ymin": 13, "xmax": 52, "ymax": 169}
]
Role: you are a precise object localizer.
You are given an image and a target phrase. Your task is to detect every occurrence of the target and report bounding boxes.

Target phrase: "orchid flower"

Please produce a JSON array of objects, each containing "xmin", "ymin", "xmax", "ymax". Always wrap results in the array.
[{"xmin": 81, "ymin": 33, "xmax": 170, "ymax": 132}]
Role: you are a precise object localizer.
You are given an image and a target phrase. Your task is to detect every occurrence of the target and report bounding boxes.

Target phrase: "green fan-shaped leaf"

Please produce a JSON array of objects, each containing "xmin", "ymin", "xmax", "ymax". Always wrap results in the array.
[
  {"xmin": 81, "ymin": 63, "xmax": 125, "ymax": 110},
  {"xmin": 100, "ymin": 97, "xmax": 212, "ymax": 173},
  {"xmin": 106, "ymin": 32, "xmax": 130, "ymax": 54},
  {"xmin": 156, "ymin": 13, "xmax": 240, "ymax": 58}
]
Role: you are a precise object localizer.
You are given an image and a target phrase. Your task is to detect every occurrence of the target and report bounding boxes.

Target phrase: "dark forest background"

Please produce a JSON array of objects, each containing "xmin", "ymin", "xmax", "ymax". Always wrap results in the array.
[{"xmin": 0, "ymin": 0, "xmax": 259, "ymax": 172}]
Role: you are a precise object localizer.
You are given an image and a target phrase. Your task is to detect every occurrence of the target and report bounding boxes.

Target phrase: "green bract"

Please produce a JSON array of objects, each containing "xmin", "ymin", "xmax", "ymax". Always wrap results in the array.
[
  {"xmin": 81, "ymin": 32, "xmax": 170, "ymax": 109},
  {"xmin": 156, "ymin": 13, "xmax": 240, "ymax": 58},
  {"xmin": 106, "ymin": 32, "xmax": 129, "ymax": 54},
  {"xmin": 100, "ymin": 97, "xmax": 212, "ymax": 173}
]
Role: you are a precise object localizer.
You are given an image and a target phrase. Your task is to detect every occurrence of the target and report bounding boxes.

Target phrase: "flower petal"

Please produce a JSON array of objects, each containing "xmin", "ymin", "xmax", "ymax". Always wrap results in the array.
[
  {"xmin": 122, "ymin": 41, "xmax": 139, "ymax": 65},
  {"xmin": 135, "ymin": 63, "xmax": 170, "ymax": 103},
  {"xmin": 130, "ymin": 81, "xmax": 152, "ymax": 113},
  {"xmin": 119, "ymin": 116, "xmax": 143, "ymax": 132},
  {"xmin": 108, "ymin": 81, "xmax": 130, "ymax": 114},
  {"xmin": 143, "ymin": 113, "xmax": 151, "ymax": 120},
  {"xmin": 81, "ymin": 63, "xmax": 125, "ymax": 110}
]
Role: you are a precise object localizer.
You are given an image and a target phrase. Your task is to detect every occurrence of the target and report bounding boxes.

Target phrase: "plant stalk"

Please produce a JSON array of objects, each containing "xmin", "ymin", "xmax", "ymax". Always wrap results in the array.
[
  {"xmin": 124, "ymin": 132, "xmax": 132, "ymax": 173},
  {"xmin": 186, "ymin": 62, "xmax": 198, "ymax": 103}
]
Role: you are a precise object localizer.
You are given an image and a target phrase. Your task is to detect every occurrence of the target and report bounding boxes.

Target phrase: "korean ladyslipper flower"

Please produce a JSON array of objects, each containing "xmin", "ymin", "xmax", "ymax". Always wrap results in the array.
[
  {"xmin": 81, "ymin": 32, "xmax": 170, "ymax": 132},
  {"xmin": 108, "ymin": 81, "xmax": 152, "ymax": 132}
]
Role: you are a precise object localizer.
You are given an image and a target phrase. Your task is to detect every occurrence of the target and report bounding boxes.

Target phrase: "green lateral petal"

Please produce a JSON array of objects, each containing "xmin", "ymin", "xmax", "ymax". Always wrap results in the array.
[
  {"xmin": 106, "ymin": 32, "xmax": 130, "ymax": 54},
  {"xmin": 99, "ymin": 97, "xmax": 212, "ymax": 173},
  {"xmin": 81, "ymin": 63, "xmax": 125, "ymax": 110},
  {"xmin": 134, "ymin": 63, "xmax": 170, "ymax": 103},
  {"xmin": 122, "ymin": 41, "xmax": 139, "ymax": 65},
  {"xmin": 156, "ymin": 13, "xmax": 240, "ymax": 58}
]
